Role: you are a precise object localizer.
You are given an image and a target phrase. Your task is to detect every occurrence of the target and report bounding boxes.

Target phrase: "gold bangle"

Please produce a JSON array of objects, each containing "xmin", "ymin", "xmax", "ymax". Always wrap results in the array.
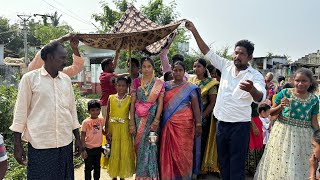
[{"xmin": 196, "ymin": 123, "xmax": 202, "ymax": 127}]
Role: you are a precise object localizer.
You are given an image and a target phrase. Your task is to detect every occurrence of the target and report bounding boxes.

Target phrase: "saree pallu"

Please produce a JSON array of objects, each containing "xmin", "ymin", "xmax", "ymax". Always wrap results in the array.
[
  {"xmin": 189, "ymin": 77, "xmax": 219, "ymax": 175},
  {"xmin": 160, "ymin": 82, "xmax": 201, "ymax": 180},
  {"xmin": 160, "ymin": 107, "xmax": 195, "ymax": 180},
  {"xmin": 133, "ymin": 78, "xmax": 164, "ymax": 180},
  {"xmin": 201, "ymin": 115, "xmax": 219, "ymax": 173}
]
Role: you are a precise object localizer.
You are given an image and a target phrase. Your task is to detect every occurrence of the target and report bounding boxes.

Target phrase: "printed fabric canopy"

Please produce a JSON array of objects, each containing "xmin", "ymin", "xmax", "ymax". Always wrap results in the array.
[{"xmin": 77, "ymin": 5, "xmax": 183, "ymax": 55}]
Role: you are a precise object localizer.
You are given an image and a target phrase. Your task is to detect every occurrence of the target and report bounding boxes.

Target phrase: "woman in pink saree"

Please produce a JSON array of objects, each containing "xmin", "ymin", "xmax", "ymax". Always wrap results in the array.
[
  {"xmin": 160, "ymin": 61, "xmax": 202, "ymax": 180},
  {"xmin": 130, "ymin": 57, "xmax": 164, "ymax": 180}
]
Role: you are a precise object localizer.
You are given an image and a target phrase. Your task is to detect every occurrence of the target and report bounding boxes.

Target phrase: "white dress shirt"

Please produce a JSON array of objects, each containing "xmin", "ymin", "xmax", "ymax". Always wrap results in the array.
[
  {"xmin": 10, "ymin": 67, "xmax": 80, "ymax": 149},
  {"xmin": 205, "ymin": 50, "xmax": 266, "ymax": 122}
]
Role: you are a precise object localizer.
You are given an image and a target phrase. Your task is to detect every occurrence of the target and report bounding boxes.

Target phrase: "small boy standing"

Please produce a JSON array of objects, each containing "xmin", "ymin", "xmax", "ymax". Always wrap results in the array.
[
  {"xmin": 81, "ymin": 100, "xmax": 105, "ymax": 180},
  {"xmin": 258, "ymin": 103, "xmax": 271, "ymax": 146}
]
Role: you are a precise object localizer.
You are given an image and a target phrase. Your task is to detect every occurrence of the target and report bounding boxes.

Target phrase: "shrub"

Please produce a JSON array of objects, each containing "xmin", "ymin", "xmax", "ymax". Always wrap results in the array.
[
  {"xmin": 73, "ymin": 84, "xmax": 88, "ymax": 124},
  {"xmin": 1, "ymin": 81, "xmax": 87, "ymax": 179},
  {"xmin": 0, "ymin": 85, "xmax": 18, "ymax": 139},
  {"xmin": 83, "ymin": 93, "xmax": 101, "ymax": 100},
  {"xmin": 4, "ymin": 142, "xmax": 27, "ymax": 179}
]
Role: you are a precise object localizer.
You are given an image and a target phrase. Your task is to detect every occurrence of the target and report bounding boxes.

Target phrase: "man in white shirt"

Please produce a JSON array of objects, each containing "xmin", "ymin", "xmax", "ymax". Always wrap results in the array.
[
  {"xmin": 10, "ymin": 41, "xmax": 82, "ymax": 179},
  {"xmin": 185, "ymin": 21, "xmax": 266, "ymax": 180}
]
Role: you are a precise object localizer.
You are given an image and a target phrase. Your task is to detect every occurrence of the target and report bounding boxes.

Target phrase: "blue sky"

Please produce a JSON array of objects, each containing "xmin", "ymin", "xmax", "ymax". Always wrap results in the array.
[{"xmin": 1, "ymin": 0, "xmax": 319, "ymax": 60}]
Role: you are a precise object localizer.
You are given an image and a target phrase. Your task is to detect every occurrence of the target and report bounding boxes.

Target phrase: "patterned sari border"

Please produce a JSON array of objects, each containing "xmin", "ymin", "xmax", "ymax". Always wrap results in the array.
[
  {"xmin": 135, "ymin": 177, "xmax": 160, "ymax": 180},
  {"xmin": 200, "ymin": 80, "xmax": 219, "ymax": 96},
  {"xmin": 162, "ymin": 82, "xmax": 199, "ymax": 127},
  {"xmin": 135, "ymin": 78, "xmax": 164, "ymax": 152}
]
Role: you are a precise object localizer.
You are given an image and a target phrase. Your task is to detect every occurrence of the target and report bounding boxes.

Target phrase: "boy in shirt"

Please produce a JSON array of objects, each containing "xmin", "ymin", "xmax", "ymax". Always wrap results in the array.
[
  {"xmin": 81, "ymin": 100, "xmax": 105, "ymax": 180},
  {"xmin": 100, "ymin": 51, "xmax": 128, "ymax": 120}
]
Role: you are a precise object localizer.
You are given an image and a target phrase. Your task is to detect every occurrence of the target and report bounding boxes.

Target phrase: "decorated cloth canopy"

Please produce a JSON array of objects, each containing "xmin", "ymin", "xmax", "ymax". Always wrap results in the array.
[{"xmin": 77, "ymin": 5, "xmax": 183, "ymax": 55}]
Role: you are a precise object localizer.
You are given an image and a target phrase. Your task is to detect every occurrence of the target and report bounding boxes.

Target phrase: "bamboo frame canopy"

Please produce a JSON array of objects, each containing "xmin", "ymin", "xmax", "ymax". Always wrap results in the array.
[{"xmin": 77, "ymin": 5, "xmax": 183, "ymax": 55}]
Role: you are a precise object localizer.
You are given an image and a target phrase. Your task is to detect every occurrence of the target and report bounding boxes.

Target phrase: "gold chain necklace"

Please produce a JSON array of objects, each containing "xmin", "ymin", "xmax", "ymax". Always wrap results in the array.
[
  {"xmin": 141, "ymin": 75, "xmax": 154, "ymax": 96},
  {"xmin": 116, "ymin": 94, "xmax": 127, "ymax": 108}
]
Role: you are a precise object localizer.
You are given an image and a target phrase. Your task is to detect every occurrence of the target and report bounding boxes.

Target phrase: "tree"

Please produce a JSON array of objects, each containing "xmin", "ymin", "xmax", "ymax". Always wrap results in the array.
[
  {"xmin": 266, "ymin": 52, "xmax": 273, "ymax": 59},
  {"xmin": 141, "ymin": 0, "xmax": 178, "ymax": 25},
  {"xmin": 26, "ymin": 20, "xmax": 41, "ymax": 47},
  {"xmin": 32, "ymin": 23, "xmax": 74, "ymax": 65},
  {"xmin": 50, "ymin": 11, "xmax": 62, "ymax": 27},
  {"xmin": 0, "ymin": 17, "xmax": 13, "ymax": 44},
  {"xmin": 92, "ymin": 0, "xmax": 191, "ymax": 73},
  {"xmin": 0, "ymin": 17, "xmax": 23, "ymax": 53},
  {"xmin": 33, "ymin": 24, "xmax": 73, "ymax": 45},
  {"xmin": 216, "ymin": 46, "xmax": 232, "ymax": 60},
  {"xmin": 92, "ymin": 1, "xmax": 123, "ymax": 32},
  {"xmin": 41, "ymin": 15, "xmax": 49, "ymax": 26}
]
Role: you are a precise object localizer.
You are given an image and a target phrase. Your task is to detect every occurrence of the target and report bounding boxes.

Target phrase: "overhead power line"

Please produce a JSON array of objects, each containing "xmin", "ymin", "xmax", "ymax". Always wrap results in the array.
[
  {"xmin": 41, "ymin": 0, "xmax": 94, "ymax": 27},
  {"xmin": 50, "ymin": 0, "xmax": 92, "ymax": 23}
]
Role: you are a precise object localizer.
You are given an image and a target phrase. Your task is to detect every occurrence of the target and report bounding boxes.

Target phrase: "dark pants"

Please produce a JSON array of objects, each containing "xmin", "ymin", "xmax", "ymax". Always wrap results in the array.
[
  {"xmin": 216, "ymin": 121, "xmax": 250, "ymax": 180},
  {"xmin": 84, "ymin": 147, "xmax": 102, "ymax": 180},
  {"xmin": 27, "ymin": 143, "xmax": 74, "ymax": 180}
]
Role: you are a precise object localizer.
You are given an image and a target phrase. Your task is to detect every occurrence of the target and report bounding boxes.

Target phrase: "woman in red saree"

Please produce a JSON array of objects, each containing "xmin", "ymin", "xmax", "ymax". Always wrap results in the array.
[{"xmin": 160, "ymin": 61, "xmax": 202, "ymax": 180}]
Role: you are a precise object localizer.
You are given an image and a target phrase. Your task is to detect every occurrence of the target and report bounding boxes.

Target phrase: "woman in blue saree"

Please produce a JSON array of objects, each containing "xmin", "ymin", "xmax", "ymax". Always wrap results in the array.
[{"xmin": 160, "ymin": 61, "xmax": 202, "ymax": 180}]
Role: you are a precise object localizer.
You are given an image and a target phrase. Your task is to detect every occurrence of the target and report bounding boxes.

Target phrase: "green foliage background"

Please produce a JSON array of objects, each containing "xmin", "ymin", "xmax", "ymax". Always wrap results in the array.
[{"xmin": 0, "ymin": 78, "xmax": 87, "ymax": 179}]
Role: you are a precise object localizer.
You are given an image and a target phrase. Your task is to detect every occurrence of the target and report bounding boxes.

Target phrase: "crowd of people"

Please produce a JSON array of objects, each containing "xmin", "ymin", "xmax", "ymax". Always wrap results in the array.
[{"xmin": 1, "ymin": 20, "xmax": 320, "ymax": 180}]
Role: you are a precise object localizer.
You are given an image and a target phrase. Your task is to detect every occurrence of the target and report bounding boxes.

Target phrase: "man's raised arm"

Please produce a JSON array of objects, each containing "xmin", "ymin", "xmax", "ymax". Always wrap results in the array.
[
  {"xmin": 185, "ymin": 20, "xmax": 227, "ymax": 71},
  {"xmin": 28, "ymin": 34, "xmax": 84, "ymax": 77},
  {"xmin": 62, "ymin": 38, "xmax": 84, "ymax": 77},
  {"xmin": 185, "ymin": 21, "xmax": 210, "ymax": 55}
]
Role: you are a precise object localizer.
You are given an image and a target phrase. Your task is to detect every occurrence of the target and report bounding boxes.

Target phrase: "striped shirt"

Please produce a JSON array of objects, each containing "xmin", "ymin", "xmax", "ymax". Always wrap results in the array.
[{"xmin": 0, "ymin": 135, "xmax": 7, "ymax": 162}]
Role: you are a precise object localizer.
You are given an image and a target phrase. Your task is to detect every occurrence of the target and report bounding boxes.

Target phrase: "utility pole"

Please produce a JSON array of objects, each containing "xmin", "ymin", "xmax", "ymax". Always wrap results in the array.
[
  {"xmin": 17, "ymin": 15, "xmax": 31, "ymax": 65},
  {"xmin": 33, "ymin": 14, "xmax": 53, "ymax": 26}
]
